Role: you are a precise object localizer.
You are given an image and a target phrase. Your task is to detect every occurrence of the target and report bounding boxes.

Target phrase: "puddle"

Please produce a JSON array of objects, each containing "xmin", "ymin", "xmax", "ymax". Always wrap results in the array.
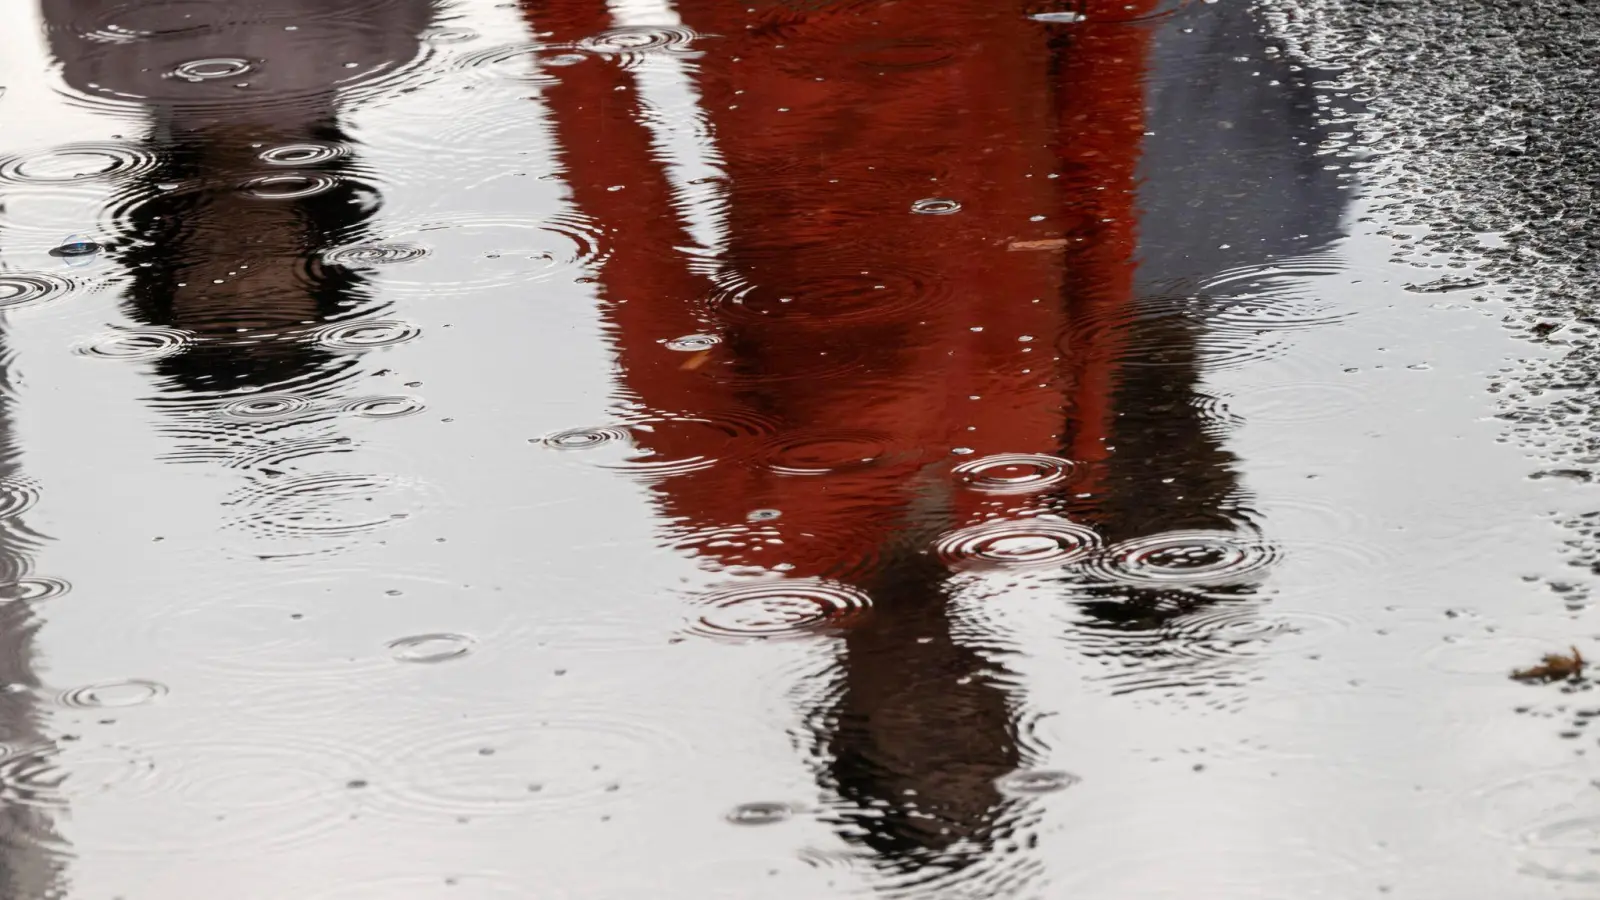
[{"xmin": 0, "ymin": 0, "xmax": 1591, "ymax": 896}]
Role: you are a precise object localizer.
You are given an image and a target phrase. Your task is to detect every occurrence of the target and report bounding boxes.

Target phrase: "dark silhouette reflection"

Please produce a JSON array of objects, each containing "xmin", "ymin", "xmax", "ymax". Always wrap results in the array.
[
  {"xmin": 43, "ymin": 0, "xmax": 437, "ymax": 397},
  {"xmin": 820, "ymin": 551, "xmax": 1022, "ymax": 879},
  {"xmin": 1057, "ymin": 0, "xmax": 1350, "ymax": 675},
  {"xmin": 0, "ymin": 341, "xmax": 63, "ymax": 900},
  {"xmin": 525, "ymin": 0, "xmax": 1347, "ymax": 886},
  {"xmin": 42, "ymin": 1, "xmax": 435, "ymax": 563},
  {"xmin": 112, "ymin": 123, "xmax": 376, "ymax": 395}
]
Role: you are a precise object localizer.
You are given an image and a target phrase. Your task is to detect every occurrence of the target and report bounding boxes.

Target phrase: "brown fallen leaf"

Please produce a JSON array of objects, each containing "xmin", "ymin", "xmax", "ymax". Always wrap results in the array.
[
  {"xmin": 1008, "ymin": 238, "xmax": 1070, "ymax": 252},
  {"xmin": 679, "ymin": 350, "xmax": 712, "ymax": 371},
  {"xmin": 1511, "ymin": 645, "xmax": 1585, "ymax": 682}
]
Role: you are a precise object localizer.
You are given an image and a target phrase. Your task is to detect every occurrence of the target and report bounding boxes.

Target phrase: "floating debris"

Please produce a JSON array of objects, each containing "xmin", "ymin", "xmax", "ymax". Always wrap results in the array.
[
  {"xmin": 1511, "ymin": 646, "xmax": 1585, "ymax": 683},
  {"xmin": 1008, "ymin": 238, "xmax": 1070, "ymax": 252}
]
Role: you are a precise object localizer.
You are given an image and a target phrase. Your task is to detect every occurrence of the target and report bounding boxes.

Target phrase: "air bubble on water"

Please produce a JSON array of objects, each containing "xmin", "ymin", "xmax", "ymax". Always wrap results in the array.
[
  {"xmin": 996, "ymin": 769, "xmax": 1080, "ymax": 795},
  {"xmin": 725, "ymin": 801, "xmax": 796, "ymax": 825},
  {"xmin": 911, "ymin": 197, "xmax": 962, "ymax": 215},
  {"xmin": 1029, "ymin": 11, "xmax": 1087, "ymax": 23}
]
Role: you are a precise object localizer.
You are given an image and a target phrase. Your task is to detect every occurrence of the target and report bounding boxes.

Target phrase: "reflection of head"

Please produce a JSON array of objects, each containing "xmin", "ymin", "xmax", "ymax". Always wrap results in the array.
[
  {"xmin": 45, "ymin": 0, "xmax": 435, "ymax": 128},
  {"xmin": 42, "ymin": 0, "xmax": 438, "ymax": 394}
]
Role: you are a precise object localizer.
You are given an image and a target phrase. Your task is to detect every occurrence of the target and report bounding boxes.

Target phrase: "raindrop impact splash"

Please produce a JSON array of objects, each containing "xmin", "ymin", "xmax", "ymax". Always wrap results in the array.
[
  {"xmin": 935, "ymin": 517, "xmax": 1102, "ymax": 570},
  {"xmin": 539, "ymin": 426, "xmax": 631, "ymax": 450},
  {"xmin": 240, "ymin": 173, "xmax": 341, "ymax": 200},
  {"xmin": 58, "ymin": 679, "xmax": 168, "ymax": 709},
  {"xmin": 323, "ymin": 243, "xmax": 430, "ymax": 266},
  {"xmin": 259, "ymin": 142, "xmax": 351, "ymax": 166},
  {"xmin": 312, "ymin": 320, "xmax": 421, "ymax": 351},
  {"xmin": 3, "ymin": 577, "xmax": 70, "ymax": 603},
  {"xmin": 911, "ymin": 197, "xmax": 962, "ymax": 215},
  {"xmin": 0, "ymin": 274, "xmax": 74, "ymax": 311},
  {"xmin": 1082, "ymin": 530, "xmax": 1282, "ymax": 588},
  {"xmin": 687, "ymin": 580, "xmax": 871, "ymax": 641},
  {"xmin": 217, "ymin": 394, "xmax": 315, "ymax": 421},
  {"xmin": 725, "ymin": 801, "xmax": 796, "ymax": 825},
  {"xmin": 577, "ymin": 25, "xmax": 699, "ymax": 67},
  {"xmin": 75, "ymin": 327, "xmax": 193, "ymax": 360},
  {"xmin": 0, "ymin": 143, "xmax": 157, "ymax": 184},
  {"xmin": 996, "ymin": 769, "xmax": 1080, "ymax": 796},
  {"xmin": 340, "ymin": 396, "xmax": 427, "ymax": 419},
  {"xmin": 169, "ymin": 57, "xmax": 255, "ymax": 82},
  {"xmin": 953, "ymin": 453, "xmax": 1077, "ymax": 494},
  {"xmin": 664, "ymin": 334, "xmax": 720, "ymax": 352},
  {"xmin": 387, "ymin": 633, "xmax": 475, "ymax": 664}
]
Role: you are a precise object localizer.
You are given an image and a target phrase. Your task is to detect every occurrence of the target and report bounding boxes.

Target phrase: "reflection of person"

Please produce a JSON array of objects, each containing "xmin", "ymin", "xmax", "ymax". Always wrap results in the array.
[
  {"xmin": 0, "ymin": 343, "xmax": 61, "ymax": 900},
  {"xmin": 44, "ymin": 0, "xmax": 437, "ymax": 394},
  {"xmin": 518, "ymin": 0, "xmax": 1127, "ymax": 881},
  {"xmin": 526, "ymin": 0, "xmax": 1349, "ymax": 884},
  {"xmin": 1087, "ymin": 0, "xmax": 1349, "ymax": 547},
  {"xmin": 1070, "ymin": 0, "xmax": 1349, "ymax": 650}
]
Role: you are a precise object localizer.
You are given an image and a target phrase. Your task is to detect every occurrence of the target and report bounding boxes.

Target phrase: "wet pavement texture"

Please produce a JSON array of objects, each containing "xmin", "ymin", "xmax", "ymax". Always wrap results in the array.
[{"xmin": 0, "ymin": 0, "xmax": 1596, "ymax": 896}]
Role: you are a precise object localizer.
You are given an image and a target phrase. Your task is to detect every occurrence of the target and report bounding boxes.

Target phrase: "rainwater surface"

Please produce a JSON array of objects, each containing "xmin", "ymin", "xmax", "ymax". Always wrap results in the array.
[{"xmin": 0, "ymin": 0, "xmax": 1595, "ymax": 896}]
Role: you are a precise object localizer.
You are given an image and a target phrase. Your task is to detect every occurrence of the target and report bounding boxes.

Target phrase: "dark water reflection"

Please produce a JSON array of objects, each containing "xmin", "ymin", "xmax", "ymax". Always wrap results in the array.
[
  {"xmin": 0, "ymin": 0, "xmax": 1570, "ymax": 895},
  {"xmin": 0, "ymin": 341, "xmax": 63, "ymax": 900},
  {"xmin": 529, "ymin": 0, "xmax": 1345, "ymax": 886}
]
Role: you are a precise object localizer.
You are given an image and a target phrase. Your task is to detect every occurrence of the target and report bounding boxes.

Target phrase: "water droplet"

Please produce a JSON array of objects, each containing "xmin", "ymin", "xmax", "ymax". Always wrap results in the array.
[
  {"xmin": 1029, "ymin": 11, "xmax": 1087, "ymax": 23},
  {"xmin": 911, "ymin": 197, "xmax": 962, "ymax": 215},
  {"xmin": 240, "ymin": 172, "xmax": 340, "ymax": 200},
  {"xmin": 339, "ymin": 396, "xmax": 427, "ymax": 419},
  {"xmin": 539, "ymin": 426, "xmax": 631, "ymax": 450},
  {"xmin": 387, "ymin": 633, "xmax": 474, "ymax": 664},
  {"xmin": 746, "ymin": 509, "xmax": 782, "ymax": 522},
  {"xmin": 323, "ymin": 243, "xmax": 430, "ymax": 266},
  {"xmin": 687, "ymin": 580, "xmax": 871, "ymax": 641},
  {"xmin": 75, "ymin": 327, "xmax": 193, "ymax": 360},
  {"xmin": 258, "ymin": 142, "xmax": 350, "ymax": 166},
  {"xmin": 664, "ymin": 334, "xmax": 721, "ymax": 352},
  {"xmin": 170, "ymin": 57, "xmax": 255, "ymax": 82},
  {"xmin": 953, "ymin": 453, "xmax": 1077, "ymax": 494},
  {"xmin": 577, "ymin": 25, "xmax": 699, "ymax": 66},
  {"xmin": 935, "ymin": 517, "xmax": 1101, "ymax": 570},
  {"xmin": 725, "ymin": 801, "xmax": 795, "ymax": 825},
  {"xmin": 48, "ymin": 237, "xmax": 103, "ymax": 264},
  {"xmin": 312, "ymin": 320, "xmax": 421, "ymax": 351},
  {"xmin": 996, "ymin": 769, "xmax": 1079, "ymax": 795},
  {"xmin": 4, "ymin": 577, "xmax": 70, "ymax": 603},
  {"xmin": 58, "ymin": 679, "xmax": 168, "ymax": 709},
  {"xmin": 0, "ymin": 143, "xmax": 156, "ymax": 184},
  {"xmin": 0, "ymin": 273, "xmax": 75, "ymax": 310},
  {"xmin": 1081, "ymin": 529, "xmax": 1281, "ymax": 588},
  {"xmin": 218, "ymin": 394, "xmax": 315, "ymax": 421}
]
